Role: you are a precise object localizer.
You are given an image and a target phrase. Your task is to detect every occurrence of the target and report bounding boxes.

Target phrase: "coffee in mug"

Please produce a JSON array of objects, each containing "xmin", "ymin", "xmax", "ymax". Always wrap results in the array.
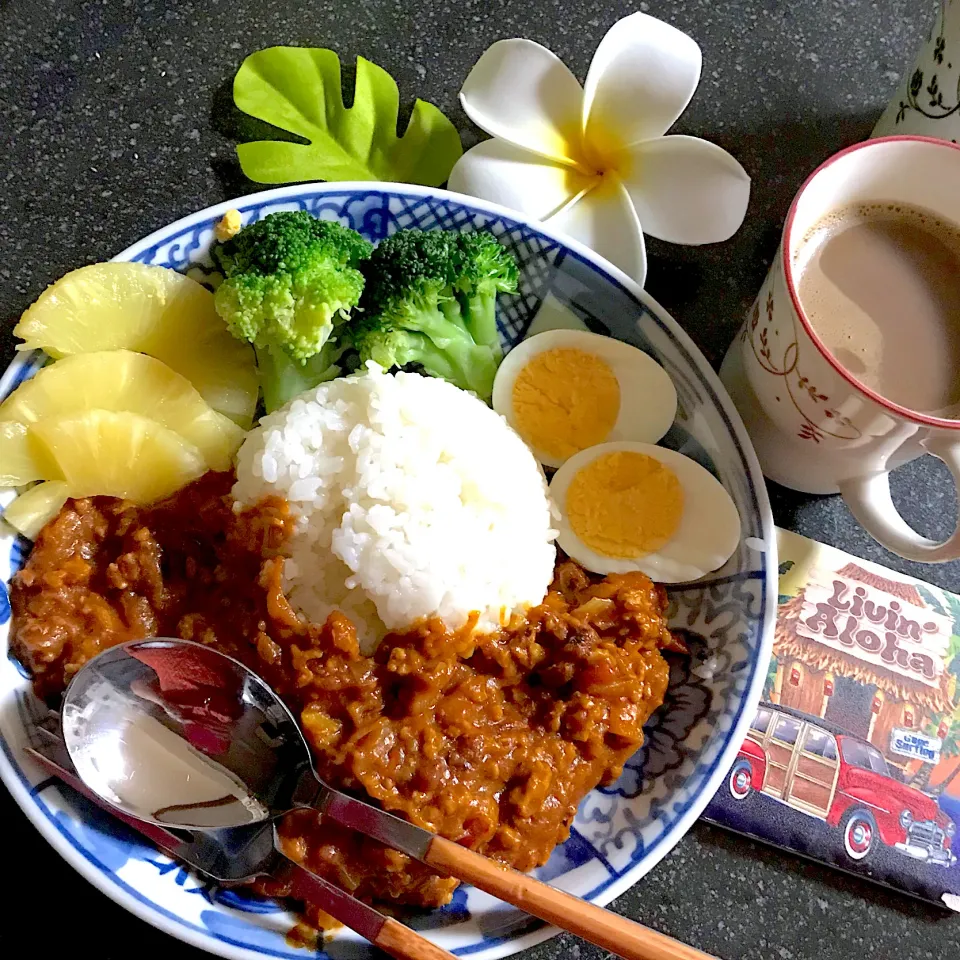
[
  {"xmin": 793, "ymin": 202, "xmax": 960, "ymax": 416},
  {"xmin": 720, "ymin": 136, "xmax": 960, "ymax": 563}
]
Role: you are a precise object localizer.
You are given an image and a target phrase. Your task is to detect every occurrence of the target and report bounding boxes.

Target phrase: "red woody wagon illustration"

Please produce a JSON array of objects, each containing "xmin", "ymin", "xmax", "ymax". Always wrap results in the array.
[{"xmin": 728, "ymin": 701, "xmax": 956, "ymax": 866}]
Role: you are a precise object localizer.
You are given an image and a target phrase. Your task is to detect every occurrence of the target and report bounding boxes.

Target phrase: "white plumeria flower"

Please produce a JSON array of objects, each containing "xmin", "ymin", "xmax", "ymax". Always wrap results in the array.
[{"xmin": 448, "ymin": 13, "xmax": 751, "ymax": 285}]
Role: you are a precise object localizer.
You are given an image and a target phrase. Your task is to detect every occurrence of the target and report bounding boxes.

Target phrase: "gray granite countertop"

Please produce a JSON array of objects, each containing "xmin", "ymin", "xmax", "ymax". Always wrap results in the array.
[{"xmin": 1, "ymin": 1, "xmax": 958, "ymax": 958}]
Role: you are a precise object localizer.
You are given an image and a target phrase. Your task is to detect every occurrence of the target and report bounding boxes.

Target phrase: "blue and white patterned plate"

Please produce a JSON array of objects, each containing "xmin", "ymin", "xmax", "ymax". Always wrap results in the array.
[{"xmin": 0, "ymin": 184, "xmax": 776, "ymax": 960}]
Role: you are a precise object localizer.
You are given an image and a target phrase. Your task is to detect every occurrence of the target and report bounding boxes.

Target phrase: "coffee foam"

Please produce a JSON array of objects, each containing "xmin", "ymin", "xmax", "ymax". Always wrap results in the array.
[{"xmin": 793, "ymin": 202, "xmax": 960, "ymax": 273}]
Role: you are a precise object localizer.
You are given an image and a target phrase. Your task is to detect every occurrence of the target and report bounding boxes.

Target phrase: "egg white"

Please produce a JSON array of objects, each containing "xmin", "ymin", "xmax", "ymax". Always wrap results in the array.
[
  {"xmin": 492, "ymin": 329, "xmax": 678, "ymax": 468},
  {"xmin": 549, "ymin": 441, "xmax": 741, "ymax": 583}
]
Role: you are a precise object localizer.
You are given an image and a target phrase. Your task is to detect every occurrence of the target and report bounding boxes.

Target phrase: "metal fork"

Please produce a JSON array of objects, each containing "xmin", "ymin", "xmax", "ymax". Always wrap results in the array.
[{"xmin": 24, "ymin": 712, "xmax": 454, "ymax": 960}]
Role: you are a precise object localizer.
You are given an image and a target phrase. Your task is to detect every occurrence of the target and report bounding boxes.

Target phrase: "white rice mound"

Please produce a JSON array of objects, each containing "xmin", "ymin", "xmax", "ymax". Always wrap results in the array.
[{"xmin": 232, "ymin": 364, "xmax": 558, "ymax": 653}]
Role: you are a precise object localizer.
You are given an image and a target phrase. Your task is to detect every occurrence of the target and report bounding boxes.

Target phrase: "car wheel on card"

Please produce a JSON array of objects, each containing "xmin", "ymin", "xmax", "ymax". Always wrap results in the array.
[
  {"xmin": 728, "ymin": 759, "xmax": 754, "ymax": 801},
  {"xmin": 841, "ymin": 808, "xmax": 878, "ymax": 861}
]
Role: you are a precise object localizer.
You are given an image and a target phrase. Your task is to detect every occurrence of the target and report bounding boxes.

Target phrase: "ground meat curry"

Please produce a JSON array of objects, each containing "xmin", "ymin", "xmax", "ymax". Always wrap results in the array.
[{"xmin": 10, "ymin": 472, "xmax": 679, "ymax": 919}]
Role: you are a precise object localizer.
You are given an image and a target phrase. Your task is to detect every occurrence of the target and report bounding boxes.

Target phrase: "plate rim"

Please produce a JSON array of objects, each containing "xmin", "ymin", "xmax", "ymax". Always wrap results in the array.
[{"xmin": 0, "ymin": 180, "xmax": 777, "ymax": 960}]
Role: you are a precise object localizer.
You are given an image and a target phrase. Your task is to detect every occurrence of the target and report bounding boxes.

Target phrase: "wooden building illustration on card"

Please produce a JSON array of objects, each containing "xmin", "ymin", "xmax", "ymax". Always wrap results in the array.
[{"xmin": 772, "ymin": 559, "xmax": 954, "ymax": 774}]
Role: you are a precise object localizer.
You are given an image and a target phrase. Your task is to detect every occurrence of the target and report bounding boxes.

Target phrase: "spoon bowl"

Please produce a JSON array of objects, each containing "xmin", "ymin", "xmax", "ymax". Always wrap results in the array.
[{"xmin": 61, "ymin": 638, "xmax": 321, "ymax": 829}]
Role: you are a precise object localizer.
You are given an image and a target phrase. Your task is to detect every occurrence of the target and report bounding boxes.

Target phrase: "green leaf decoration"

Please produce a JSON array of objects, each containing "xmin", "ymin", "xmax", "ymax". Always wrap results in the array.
[{"xmin": 233, "ymin": 47, "xmax": 463, "ymax": 187}]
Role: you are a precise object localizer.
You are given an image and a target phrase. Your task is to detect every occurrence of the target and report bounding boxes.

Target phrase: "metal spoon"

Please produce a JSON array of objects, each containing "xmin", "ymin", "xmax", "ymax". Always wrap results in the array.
[
  {"xmin": 26, "ymin": 714, "xmax": 452, "ymax": 960},
  {"xmin": 62, "ymin": 638, "xmax": 717, "ymax": 960}
]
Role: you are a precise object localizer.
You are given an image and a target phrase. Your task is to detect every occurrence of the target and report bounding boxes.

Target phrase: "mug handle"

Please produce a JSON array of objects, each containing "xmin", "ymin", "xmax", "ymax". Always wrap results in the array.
[{"xmin": 839, "ymin": 435, "xmax": 960, "ymax": 562}]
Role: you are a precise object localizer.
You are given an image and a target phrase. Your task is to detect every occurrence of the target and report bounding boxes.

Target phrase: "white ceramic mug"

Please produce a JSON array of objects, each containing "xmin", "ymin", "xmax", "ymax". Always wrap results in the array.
[
  {"xmin": 720, "ymin": 136, "xmax": 960, "ymax": 563},
  {"xmin": 873, "ymin": 0, "xmax": 959, "ymax": 142}
]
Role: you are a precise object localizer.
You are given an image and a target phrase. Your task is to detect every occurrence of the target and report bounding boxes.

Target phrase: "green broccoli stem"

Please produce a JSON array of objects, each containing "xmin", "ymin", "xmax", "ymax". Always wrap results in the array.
[
  {"xmin": 458, "ymin": 289, "xmax": 502, "ymax": 354},
  {"xmin": 406, "ymin": 308, "xmax": 499, "ymax": 400},
  {"xmin": 398, "ymin": 335, "xmax": 490, "ymax": 394},
  {"xmin": 439, "ymin": 295, "xmax": 471, "ymax": 333},
  {"xmin": 451, "ymin": 341, "xmax": 498, "ymax": 400},
  {"xmin": 257, "ymin": 342, "xmax": 341, "ymax": 413}
]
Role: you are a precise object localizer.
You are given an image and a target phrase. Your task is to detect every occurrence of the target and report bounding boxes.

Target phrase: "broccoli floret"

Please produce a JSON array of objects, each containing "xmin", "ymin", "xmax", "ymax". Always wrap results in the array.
[
  {"xmin": 453, "ymin": 231, "xmax": 519, "ymax": 352},
  {"xmin": 354, "ymin": 229, "xmax": 517, "ymax": 400},
  {"xmin": 360, "ymin": 228, "xmax": 463, "ymax": 328},
  {"xmin": 213, "ymin": 210, "xmax": 372, "ymax": 410}
]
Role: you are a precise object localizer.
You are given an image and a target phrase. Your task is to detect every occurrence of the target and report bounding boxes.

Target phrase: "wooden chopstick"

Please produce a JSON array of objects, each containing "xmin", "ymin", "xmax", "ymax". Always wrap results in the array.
[{"xmin": 424, "ymin": 836, "xmax": 720, "ymax": 960}]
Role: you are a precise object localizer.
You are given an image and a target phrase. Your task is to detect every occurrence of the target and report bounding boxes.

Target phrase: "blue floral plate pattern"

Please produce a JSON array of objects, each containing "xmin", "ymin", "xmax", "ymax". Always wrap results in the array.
[{"xmin": 0, "ymin": 184, "xmax": 776, "ymax": 960}]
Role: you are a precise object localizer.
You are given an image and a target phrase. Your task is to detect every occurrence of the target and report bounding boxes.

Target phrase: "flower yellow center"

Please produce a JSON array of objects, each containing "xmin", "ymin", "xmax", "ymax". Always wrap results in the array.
[{"xmin": 566, "ymin": 117, "xmax": 630, "ymax": 180}]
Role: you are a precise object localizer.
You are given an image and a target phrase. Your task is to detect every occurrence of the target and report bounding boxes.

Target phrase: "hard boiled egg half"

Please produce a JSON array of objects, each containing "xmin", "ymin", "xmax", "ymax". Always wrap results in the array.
[
  {"xmin": 492, "ymin": 330, "xmax": 678, "ymax": 468},
  {"xmin": 549, "ymin": 441, "xmax": 741, "ymax": 583}
]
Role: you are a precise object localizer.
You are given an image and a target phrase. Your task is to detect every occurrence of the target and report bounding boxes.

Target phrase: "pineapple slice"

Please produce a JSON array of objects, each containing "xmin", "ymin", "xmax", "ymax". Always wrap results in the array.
[
  {"xmin": 31, "ymin": 409, "xmax": 207, "ymax": 504},
  {"xmin": 2, "ymin": 481, "xmax": 70, "ymax": 540},
  {"xmin": 164, "ymin": 347, "xmax": 259, "ymax": 428},
  {"xmin": 0, "ymin": 420, "xmax": 61, "ymax": 485},
  {"xmin": 14, "ymin": 262, "xmax": 258, "ymax": 427},
  {"xmin": 0, "ymin": 351, "xmax": 244, "ymax": 471}
]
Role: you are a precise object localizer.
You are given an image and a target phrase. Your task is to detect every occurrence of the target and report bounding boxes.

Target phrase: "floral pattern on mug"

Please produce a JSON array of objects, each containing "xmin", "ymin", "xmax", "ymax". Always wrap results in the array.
[
  {"xmin": 876, "ymin": 0, "xmax": 959, "ymax": 141},
  {"xmin": 744, "ymin": 271, "xmax": 862, "ymax": 445}
]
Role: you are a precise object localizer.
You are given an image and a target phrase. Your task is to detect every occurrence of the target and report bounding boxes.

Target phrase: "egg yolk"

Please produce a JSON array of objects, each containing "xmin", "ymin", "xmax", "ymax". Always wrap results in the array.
[
  {"xmin": 566, "ymin": 451, "xmax": 683, "ymax": 558},
  {"xmin": 512, "ymin": 348, "xmax": 620, "ymax": 460}
]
